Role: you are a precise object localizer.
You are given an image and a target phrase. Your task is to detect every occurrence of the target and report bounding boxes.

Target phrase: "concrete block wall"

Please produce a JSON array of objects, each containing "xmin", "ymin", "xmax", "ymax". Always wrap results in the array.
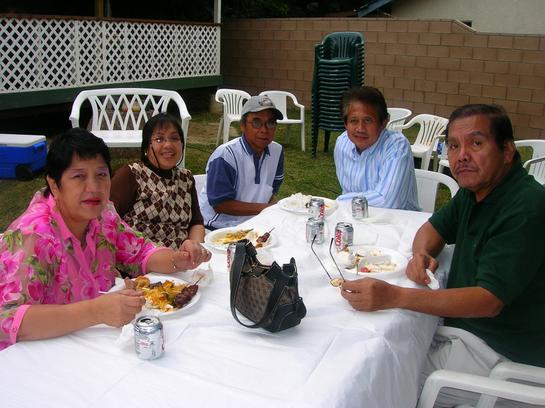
[{"xmin": 222, "ymin": 18, "xmax": 545, "ymax": 139}]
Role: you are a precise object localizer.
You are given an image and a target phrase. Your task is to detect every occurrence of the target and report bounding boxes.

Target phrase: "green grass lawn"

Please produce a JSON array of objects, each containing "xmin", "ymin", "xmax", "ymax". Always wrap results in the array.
[{"xmin": 0, "ymin": 111, "xmax": 442, "ymax": 232}]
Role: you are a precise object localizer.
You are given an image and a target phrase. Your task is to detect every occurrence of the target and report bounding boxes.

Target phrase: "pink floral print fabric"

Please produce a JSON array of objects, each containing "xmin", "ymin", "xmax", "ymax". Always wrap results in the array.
[{"xmin": 0, "ymin": 190, "xmax": 159, "ymax": 349}]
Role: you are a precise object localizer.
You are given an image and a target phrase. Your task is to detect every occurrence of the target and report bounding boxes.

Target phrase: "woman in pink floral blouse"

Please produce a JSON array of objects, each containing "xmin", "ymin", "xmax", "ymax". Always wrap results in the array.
[{"xmin": 0, "ymin": 128, "xmax": 211, "ymax": 350}]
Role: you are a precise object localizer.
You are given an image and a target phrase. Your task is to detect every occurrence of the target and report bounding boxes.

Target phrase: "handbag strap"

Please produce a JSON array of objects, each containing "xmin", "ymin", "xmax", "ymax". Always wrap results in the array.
[{"xmin": 230, "ymin": 241, "xmax": 292, "ymax": 329}]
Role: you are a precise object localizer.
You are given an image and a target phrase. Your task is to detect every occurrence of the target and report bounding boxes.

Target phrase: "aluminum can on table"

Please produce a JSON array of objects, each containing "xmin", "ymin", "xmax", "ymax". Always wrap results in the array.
[
  {"xmin": 306, "ymin": 217, "xmax": 324, "ymax": 244},
  {"xmin": 308, "ymin": 197, "xmax": 325, "ymax": 220},
  {"xmin": 134, "ymin": 316, "xmax": 164, "ymax": 360},
  {"xmin": 226, "ymin": 242, "xmax": 237, "ymax": 271},
  {"xmin": 352, "ymin": 196, "xmax": 368, "ymax": 220},
  {"xmin": 334, "ymin": 222, "xmax": 354, "ymax": 251}
]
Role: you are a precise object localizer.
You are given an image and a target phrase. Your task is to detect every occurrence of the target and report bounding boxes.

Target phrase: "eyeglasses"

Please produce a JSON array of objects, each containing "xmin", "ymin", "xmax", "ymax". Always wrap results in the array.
[
  {"xmin": 247, "ymin": 118, "xmax": 277, "ymax": 130},
  {"xmin": 310, "ymin": 236, "xmax": 345, "ymax": 287},
  {"xmin": 152, "ymin": 136, "xmax": 182, "ymax": 144}
]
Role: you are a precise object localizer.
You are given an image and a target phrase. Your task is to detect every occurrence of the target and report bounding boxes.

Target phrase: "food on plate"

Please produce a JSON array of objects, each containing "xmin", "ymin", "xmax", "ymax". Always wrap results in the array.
[
  {"xmin": 356, "ymin": 250, "xmax": 398, "ymax": 274},
  {"xmin": 135, "ymin": 277, "xmax": 198, "ymax": 312},
  {"xmin": 212, "ymin": 229, "xmax": 253, "ymax": 245},
  {"xmin": 173, "ymin": 285, "xmax": 199, "ymax": 308},
  {"xmin": 210, "ymin": 228, "xmax": 273, "ymax": 248},
  {"xmin": 134, "ymin": 276, "xmax": 150, "ymax": 289},
  {"xmin": 334, "ymin": 249, "xmax": 356, "ymax": 268},
  {"xmin": 341, "ymin": 248, "xmax": 399, "ymax": 273},
  {"xmin": 283, "ymin": 193, "xmax": 332, "ymax": 210},
  {"xmin": 255, "ymin": 228, "xmax": 274, "ymax": 248}
]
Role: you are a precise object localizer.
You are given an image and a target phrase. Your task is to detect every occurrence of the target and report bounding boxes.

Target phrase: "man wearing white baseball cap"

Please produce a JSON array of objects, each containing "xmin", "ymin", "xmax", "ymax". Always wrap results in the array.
[{"xmin": 199, "ymin": 94, "xmax": 285, "ymax": 229}]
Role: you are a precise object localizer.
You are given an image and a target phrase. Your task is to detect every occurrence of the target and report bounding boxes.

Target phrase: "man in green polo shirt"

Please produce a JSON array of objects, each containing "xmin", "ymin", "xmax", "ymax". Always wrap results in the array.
[{"xmin": 341, "ymin": 104, "xmax": 545, "ymax": 406}]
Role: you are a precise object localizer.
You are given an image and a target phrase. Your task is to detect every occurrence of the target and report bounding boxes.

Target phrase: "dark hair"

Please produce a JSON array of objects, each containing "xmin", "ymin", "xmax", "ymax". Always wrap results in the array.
[
  {"xmin": 141, "ymin": 113, "xmax": 184, "ymax": 162},
  {"xmin": 446, "ymin": 104, "xmax": 518, "ymax": 157},
  {"xmin": 44, "ymin": 128, "xmax": 112, "ymax": 196},
  {"xmin": 341, "ymin": 86, "xmax": 389, "ymax": 124}
]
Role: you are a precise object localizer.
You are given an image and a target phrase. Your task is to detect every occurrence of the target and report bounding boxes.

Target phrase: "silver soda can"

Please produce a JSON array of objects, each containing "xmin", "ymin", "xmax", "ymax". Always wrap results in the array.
[
  {"xmin": 306, "ymin": 217, "xmax": 324, "ymax": 244},
  {"xmin": 226, "ymin": 242, "xmax": 237, "ymax": 271},
  {"xmin": 335, "ymin": 222, "xmax": 354, "ymax": 251},
  {"xmin": 352, "ymin": 196, "xmax": 368, "ymax": 220},
  {"xmin": 134, "ymin": 316, "xmax": 164, "ymax": 360},
  {"xmin": 308, "ymin": 197, "xmax": 325, "ymax": 220}
]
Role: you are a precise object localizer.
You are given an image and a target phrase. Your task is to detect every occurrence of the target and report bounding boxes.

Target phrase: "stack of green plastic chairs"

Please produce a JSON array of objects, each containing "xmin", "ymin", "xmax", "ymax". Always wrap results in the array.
[{"xmin": 311, "ymin": 32, "xmax": 364, "ymax": 158}]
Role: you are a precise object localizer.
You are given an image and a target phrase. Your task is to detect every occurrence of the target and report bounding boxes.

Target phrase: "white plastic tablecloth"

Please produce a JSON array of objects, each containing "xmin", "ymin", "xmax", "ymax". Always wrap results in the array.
[{"xmin": 0, "ymin": 202, "xmax": 451, "ymax": 408}]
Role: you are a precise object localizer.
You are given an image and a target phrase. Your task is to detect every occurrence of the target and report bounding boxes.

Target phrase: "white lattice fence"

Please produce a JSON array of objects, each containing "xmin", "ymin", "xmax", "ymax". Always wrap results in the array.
[{"xmin": 0, "ymin": 17, "xmax": 220, "ymax": 93}]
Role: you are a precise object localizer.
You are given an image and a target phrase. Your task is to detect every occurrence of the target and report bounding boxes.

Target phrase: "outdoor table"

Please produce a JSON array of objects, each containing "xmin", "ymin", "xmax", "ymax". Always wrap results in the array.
[{"xmin": 0, "ymin": 201, "xmax": 452, "ymax": 408}]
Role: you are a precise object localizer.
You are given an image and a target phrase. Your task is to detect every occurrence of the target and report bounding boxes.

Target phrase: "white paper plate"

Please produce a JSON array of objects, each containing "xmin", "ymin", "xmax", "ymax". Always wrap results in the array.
[
  {"xmin": 204, "ymin": 228, "xmax": 275, "ymax": 252},
  {"xmin": 108, "ymin": 275, "xmax": 200, "ymax": 317},
  {"xmin": 278, "ymin": 195, "xmax": 338, "ymax": 216},
  {"xmin": 343, "ymin": 246, "xmax": 408, "ymax": 279}
]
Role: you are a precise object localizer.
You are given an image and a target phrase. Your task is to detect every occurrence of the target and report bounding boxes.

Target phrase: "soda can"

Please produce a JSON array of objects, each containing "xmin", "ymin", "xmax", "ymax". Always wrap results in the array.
[
  {"xmin": 226, "ymin": 242, "xmax": 237, "ymax": 271},
  {"xmin": 352, "ymin": 196, "xmax": 368, "ymax": 220},
  {"xmin": 134, "ymin": 315, "xmax": 164, "ymax": 360},
  {"xmin": 334, "ymin": 222, "xmax": 354, "ymax": 251},
  {"xmin": 308, "ymin": 197, "xmax": 325, "ymax": 220},
  {"xmin": 306, "ymin": 217, "xmax": 324, "ymax": 244}
]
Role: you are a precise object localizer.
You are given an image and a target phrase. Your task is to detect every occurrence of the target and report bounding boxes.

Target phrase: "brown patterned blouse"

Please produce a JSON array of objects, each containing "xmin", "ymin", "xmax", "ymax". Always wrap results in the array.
[{"xmin": 110, "ymin": 161, "xmax": 204, "ymax": 249}]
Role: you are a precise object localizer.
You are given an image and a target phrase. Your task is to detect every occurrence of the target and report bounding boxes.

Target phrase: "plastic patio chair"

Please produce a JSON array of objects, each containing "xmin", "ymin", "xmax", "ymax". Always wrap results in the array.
[
  {"xmin": 515, "ymin": 139, "xmax": 545, "ymax": 184},
  {"xmin": 524, "ymin": 155, "xmax": 545, "ymax": 185},
  {"xmin": 259, "ymin": 90, "xmax": 305, "ymax": 151},
  {"xmin": 69, "ymin": 88, "xmax": 191, "ymax": 167},
  {"xmin": 434, "ymin": 134, "xmax": 450, "ymax": 173},
  {"xmin": 418, "ymin": 327, "xmax": 545, "ymax": 408},
  {"xmin": 415, "ymin": 169, "xmax": 459, "ymax": 213},
  {"xmin": 215, "ymin": 88, "xmax": 251, "ymax": 145},
  {"xmin": 193, "ymin": 173, "xmax": 206, "ymax": 194},
  {"xmin": 515, "ymin": 139, "xmax": 545, "ymax": 160},
  {"xmin": 401, "ymin": 114, "xmax": 449, "ymax": 171},
  {"xmin": 386, "ymin": 108, "xmax": 412, "ymax": 133}
]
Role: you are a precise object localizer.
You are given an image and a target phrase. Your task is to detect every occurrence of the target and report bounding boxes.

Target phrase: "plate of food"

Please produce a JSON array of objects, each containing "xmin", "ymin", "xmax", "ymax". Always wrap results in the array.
[
  {"xmin": 277, "ymin": 193, "xmax": 338, "ymax": 216},
  {"xmin": 109, "ymin": 275, "xmax": 201, "ymax": 317},
  {"xmin": 335, "ymin": 246, "xmax": 408, "ymax": 279},
  {"xmin": 204, "ymin": 228, "xmax": 275, "ymax": 251}
]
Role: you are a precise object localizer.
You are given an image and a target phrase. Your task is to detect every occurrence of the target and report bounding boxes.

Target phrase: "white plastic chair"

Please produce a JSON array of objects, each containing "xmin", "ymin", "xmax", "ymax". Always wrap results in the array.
[
  {"xmin": 524, "ymin": 156, "xmax": 545, "ymax": 185},
  {"xmin": 193, "ymin": 173, "xmax": 206, "ymax": 195},
  {"xmin": 515, "ymin": 139, "xmax": 545, "ymax": 185},
  {"xmin": 415, "ymin": 169, "xmax": 459, "ymax": 213},
  {"xmin": 386, "ymin": 107, "xmax": 412, "ymax": 133},
  {"xmin": 401, "ymin": 114, "xmax": 449, "ymax": 171},
  {"xmin": 435, "ymin": 134, "xmax": 450, "ymax": 173},
  {"xmin": 259, "ymin": 90, "xmax": 306, "ymax": 151},
  {"xmin": 215, "ymin": 88, "xmax": 251, "ymax": 145},
  {"xmin": 69, "ymin": 88, "xmax": 191, "ymax": 167},
  {"xmin": 418, "ymin": 327, "xmax": 545, "ymax": 408}
]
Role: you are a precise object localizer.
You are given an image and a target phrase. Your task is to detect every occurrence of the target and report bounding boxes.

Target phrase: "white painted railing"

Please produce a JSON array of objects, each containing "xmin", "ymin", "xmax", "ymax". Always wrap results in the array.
[{"xmin": 0, "ymin": 16, "xmax": 221, "ymax": 93}]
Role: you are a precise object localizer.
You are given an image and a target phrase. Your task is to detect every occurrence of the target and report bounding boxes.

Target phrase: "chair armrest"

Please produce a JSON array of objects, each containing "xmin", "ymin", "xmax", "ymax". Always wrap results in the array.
[
  {"xmin": 69, "ymin": 93, "xmax": 86, "ymax": 128},
  {"xmin": 399, "ymin": 116, "xmax": 417, "ymax": 130},
  {"xmin": 418, "ymin": 369, "xmax": 545, "ymax": 408},
  {"xmin": 523, "ymin": 155, "xmax": 545, "ymax": 170},
  {"xmin": 490, "ymin": 361, "xmax": 545, "ymax": 384}
]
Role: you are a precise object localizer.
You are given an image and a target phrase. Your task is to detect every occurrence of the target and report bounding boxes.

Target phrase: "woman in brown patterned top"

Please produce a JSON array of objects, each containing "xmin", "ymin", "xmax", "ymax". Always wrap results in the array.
[{"xmin": 110, "ymin": 113, "xmax": 207, "ymax": 254}]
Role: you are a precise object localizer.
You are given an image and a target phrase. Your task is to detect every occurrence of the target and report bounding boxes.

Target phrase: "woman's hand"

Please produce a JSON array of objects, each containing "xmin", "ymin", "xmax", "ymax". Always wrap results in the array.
[
  {"xmin": 177, "ymin": 239, "xmax": 212, "ymax": 269},
  {"xmin": 91, "ymin": 289, "xmax": 145, "ymax": 327},
  {"xmin": 406, "ymin": 253, "xmax": 439, "ymax": 286}
]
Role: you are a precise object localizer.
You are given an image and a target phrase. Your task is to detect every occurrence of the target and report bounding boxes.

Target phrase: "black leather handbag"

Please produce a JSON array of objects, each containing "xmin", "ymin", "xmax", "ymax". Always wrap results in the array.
[{"xmin": 229, "ymin": 240, "xmax": 306, "ymax": 332}]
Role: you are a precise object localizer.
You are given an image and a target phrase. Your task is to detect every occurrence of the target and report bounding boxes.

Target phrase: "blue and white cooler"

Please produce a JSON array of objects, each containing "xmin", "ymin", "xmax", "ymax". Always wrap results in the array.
[{"xmin": 0, "ymin": 134, "xmax": 47, "ymax": 180}]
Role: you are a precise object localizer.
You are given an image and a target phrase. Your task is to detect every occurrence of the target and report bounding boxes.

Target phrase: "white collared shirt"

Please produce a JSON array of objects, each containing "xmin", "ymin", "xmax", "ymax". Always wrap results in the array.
[{"xmin": 334, "ymin": 129, "xmax": 420, "ymax": 210}]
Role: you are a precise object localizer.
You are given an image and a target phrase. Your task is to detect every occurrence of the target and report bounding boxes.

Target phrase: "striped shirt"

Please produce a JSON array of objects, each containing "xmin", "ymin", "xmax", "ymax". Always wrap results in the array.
[
  {"xmin": 199, "ymin": 135, "xmax": 284, "ymax": 229},
  {"xmin": 334, "ymin": 129, "xmax": 420, "ymax": 210}
]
